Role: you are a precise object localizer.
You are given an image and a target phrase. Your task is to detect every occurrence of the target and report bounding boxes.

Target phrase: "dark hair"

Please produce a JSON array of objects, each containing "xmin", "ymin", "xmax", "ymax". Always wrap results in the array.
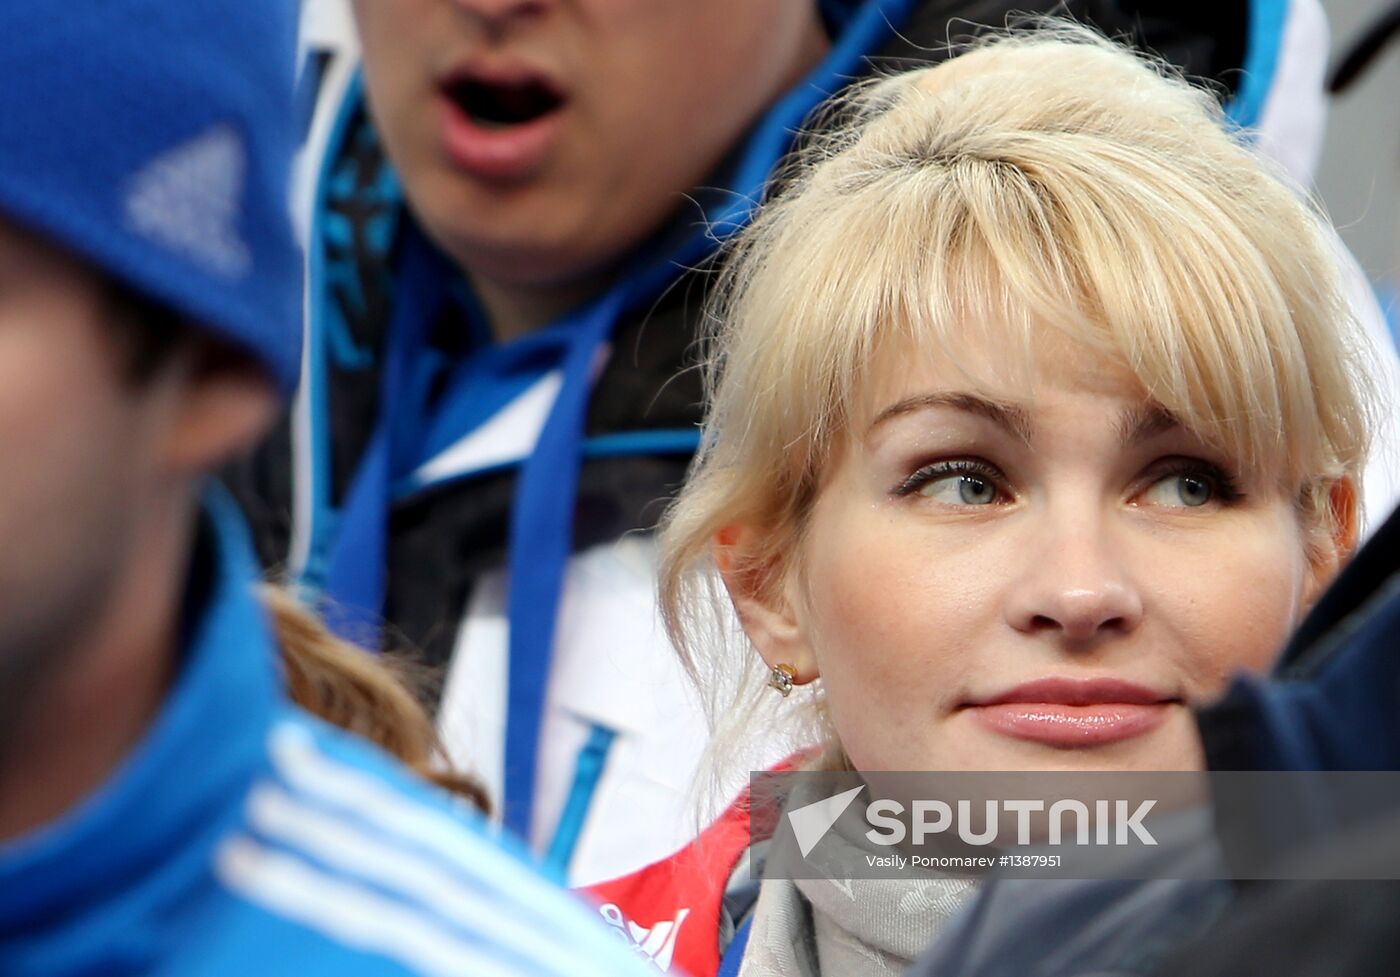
[{"xmin": 101, "ymin": 279, "xmax": 187, "ymax": 384}]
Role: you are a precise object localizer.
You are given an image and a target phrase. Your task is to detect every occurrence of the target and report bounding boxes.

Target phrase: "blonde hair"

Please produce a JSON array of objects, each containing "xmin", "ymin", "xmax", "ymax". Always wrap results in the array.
[
  {"xmin": 660, "ymin": 26, "xmax": 1377, "ymax": 787},
  {"xmin": 265, "ymin": 586, "xmax": 488, "ymax": 810}
]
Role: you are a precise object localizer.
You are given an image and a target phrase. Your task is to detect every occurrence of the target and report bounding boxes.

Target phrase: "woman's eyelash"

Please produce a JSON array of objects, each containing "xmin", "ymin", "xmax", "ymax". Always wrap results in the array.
[
  {"xmin": 893, "ymin": 459, "xmax": 1005, "ymax": 497},
  {"xmin": 890, "ymin": 458, "xmax": 1243, "ymax": 502},
  {"xmin": 1150, "ymin": 459, "xmax": 1245, "ymax": 502}
]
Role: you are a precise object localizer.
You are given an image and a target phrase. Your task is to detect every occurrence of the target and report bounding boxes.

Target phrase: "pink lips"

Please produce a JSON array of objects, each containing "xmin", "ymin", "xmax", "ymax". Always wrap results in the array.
[
  {"xmin": 964, "ymin": 678, "xmax": 1177, "ymax": 748},
  {"xmin": 437, "ymin": 65, "xmax": 565, "ymax": 183}
]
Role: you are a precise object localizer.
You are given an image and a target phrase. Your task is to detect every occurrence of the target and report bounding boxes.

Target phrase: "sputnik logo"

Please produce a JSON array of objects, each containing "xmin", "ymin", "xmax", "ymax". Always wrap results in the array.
[{"xmin": 786, "ymin": 784, "xmax": 865, "ymax": 857}]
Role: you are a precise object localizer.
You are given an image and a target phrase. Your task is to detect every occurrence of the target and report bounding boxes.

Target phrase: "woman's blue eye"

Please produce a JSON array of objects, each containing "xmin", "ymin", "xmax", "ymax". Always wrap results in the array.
[
  {"xmin": 918, "ymin": 473, "xmax": 998, "ymax": 505},
  {"xmin": 1141, "ymin": 473, "xmax": 1214, "ymax": 508}
]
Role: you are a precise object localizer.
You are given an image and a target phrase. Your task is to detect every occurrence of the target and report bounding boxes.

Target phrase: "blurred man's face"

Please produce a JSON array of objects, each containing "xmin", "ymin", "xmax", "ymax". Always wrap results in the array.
[
  {"xmin": 352, "ymin": 0, "xmax": 828, "ymax": 292},
  {"xmin": 0, "ymin": 220, "xmax": 174, "ymax": 679},
  {"xmin": 0, "ymin": 217, "xmax": 283, "ymax": 836}
]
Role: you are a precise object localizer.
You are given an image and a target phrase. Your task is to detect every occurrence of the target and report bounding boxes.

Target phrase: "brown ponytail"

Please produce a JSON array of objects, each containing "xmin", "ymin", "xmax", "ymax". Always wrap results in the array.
[{"xmin": 262, "ymin": 586, "xmax": 489, "ymax": 812}]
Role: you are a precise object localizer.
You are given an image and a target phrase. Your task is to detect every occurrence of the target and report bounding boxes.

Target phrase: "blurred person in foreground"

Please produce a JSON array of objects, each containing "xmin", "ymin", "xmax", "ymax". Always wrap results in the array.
[{"xmin": 0, "ymin": 4, "xmax": 667, "ymax": 976}]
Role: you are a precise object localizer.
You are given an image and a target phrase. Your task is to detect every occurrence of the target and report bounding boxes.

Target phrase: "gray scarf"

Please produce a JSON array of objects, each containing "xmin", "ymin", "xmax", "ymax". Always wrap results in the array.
[
  {"xmin": 738, "ymin": 796, "xmax": 980, "ymax": 977},
  {"xmin": 739, "ymin": 874, "xmax": 978, "ymax": 977}
]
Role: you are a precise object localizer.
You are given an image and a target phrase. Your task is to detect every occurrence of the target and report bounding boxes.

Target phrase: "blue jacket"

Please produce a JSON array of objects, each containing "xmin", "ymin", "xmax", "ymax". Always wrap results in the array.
[{"xmin": 0, "ymin": 491, "xmax": 653, "ymax": 977}]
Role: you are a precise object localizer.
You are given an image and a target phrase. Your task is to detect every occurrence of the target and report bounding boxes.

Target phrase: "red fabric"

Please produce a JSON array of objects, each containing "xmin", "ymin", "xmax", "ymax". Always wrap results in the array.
[
  {"xmin": 580, "ymin": 793, "xmax": 752, "ymax": 977},
  {"xmin": 579, "ymin": 754, "xmax": 816, "ymax": 976}
]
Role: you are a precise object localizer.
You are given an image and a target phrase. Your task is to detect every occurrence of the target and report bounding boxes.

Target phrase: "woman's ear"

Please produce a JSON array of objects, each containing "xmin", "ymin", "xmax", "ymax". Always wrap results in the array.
[
  {"xmin": 1328, "ymin": 477, "xmax": 1360, "ymax": 562},
  {"xmin": 1303, "ymin": 477, "xmax": 1360, "ymax": 608},
  {"xmin": 713, "ymin": 524, "xmax": 819, "ymax": 685}
]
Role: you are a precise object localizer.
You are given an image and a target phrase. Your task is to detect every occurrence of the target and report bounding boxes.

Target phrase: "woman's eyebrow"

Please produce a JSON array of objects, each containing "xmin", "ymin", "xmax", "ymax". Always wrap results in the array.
[
  {"xmin": 1116, "ymin": 404, "xmax": 1181, "ymax": 447},
  {"xmin": 867, "ymin": 392, "xmax": 1033, "ymax": 443}
]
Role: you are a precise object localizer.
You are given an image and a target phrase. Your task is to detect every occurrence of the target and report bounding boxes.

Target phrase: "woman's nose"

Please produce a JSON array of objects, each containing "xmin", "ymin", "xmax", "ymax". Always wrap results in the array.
[{"xmin": 1003, "ymin": 522, "xmax": 1145, "ymax": 644}]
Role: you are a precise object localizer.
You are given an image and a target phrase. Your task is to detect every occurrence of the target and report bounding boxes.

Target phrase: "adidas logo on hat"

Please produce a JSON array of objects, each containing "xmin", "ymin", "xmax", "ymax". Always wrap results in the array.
[{"xmin": 124, "ymin": 124, "xmax": 252, "ymax": 280}]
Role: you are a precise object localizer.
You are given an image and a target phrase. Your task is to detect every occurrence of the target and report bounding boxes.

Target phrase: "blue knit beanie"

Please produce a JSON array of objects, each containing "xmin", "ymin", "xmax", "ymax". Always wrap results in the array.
[{"xmin": 0, "ymin": 1, "xmax": 303, "ymax": 391}]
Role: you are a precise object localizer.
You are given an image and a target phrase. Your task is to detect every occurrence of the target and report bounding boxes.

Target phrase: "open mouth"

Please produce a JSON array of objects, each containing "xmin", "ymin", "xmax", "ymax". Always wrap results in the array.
[{"xmin": 443, "ymin": 76, "xmax": 565, "ymax": 129}]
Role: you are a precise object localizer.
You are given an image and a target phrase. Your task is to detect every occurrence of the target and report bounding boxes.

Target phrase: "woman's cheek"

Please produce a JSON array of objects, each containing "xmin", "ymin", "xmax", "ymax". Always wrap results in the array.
[{"xmin": 1168, "ymin": 526, "xmax": 1307, "ymax": 700}]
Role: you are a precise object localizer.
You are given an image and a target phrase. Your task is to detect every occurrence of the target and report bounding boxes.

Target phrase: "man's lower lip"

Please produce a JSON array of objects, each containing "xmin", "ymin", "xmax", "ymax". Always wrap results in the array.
[
  {"xmin": 438, "ymin": 95, "xmax": 562, "ymax": 182},
  {"xmin": 966, "ymin": 702, "xmax": 1171, "ymax": 747}
]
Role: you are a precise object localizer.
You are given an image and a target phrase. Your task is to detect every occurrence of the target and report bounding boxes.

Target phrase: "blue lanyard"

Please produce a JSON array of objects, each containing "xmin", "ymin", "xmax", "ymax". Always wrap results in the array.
[
  {"xmin": 323, "ymin": 225, "xmax": 450, "ymax": 637},
  {"xmin": 501, "ymin": 287, "xmax": 626, "ymax": 835}
]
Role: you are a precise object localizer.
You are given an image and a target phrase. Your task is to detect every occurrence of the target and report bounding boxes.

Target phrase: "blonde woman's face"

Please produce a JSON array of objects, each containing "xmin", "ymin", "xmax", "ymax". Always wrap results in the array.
[{"xmin": 778, "ymin": 338, "xmax": 1333, "ymax": 773}]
